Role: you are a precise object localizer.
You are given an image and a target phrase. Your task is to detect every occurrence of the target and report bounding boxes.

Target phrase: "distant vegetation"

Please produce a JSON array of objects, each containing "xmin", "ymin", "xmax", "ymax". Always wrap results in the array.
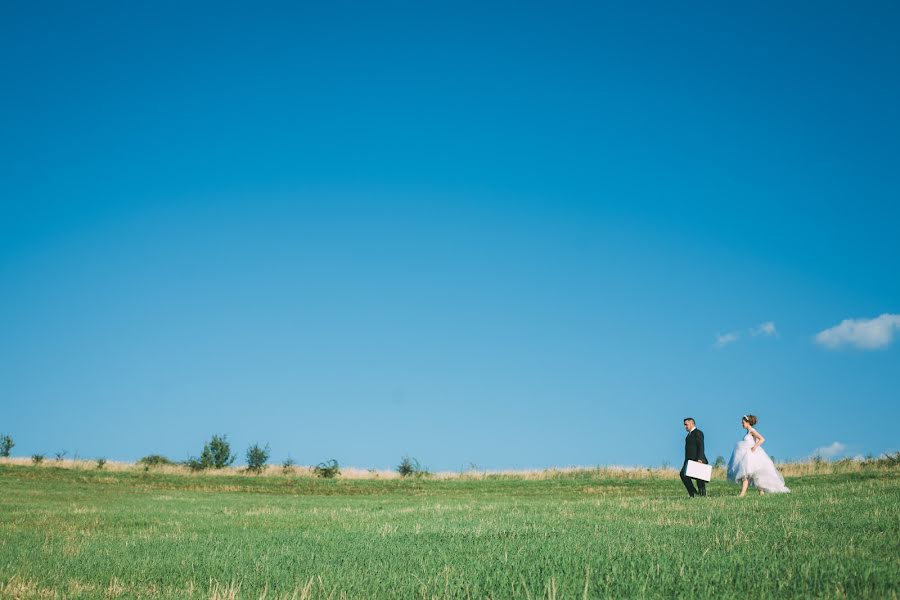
[
  {"xmin": 185, "ymin": 434, "xmax": 236, "ymax": 471},
  {"xmin": 0, "ymin": 434, "xmax": 13, "ymax": 458},
  {"xmin": 244, "ymin": 443, "xmax": 270, "ymax": 474},
  {"xmin": 4, "ymin": 428, "xmax": 896, "ymax": 484},
  {"xmin": 138, "ymin": 454, "xmax": 177, "ymax": 468},
  {"xmin": 869, "ymin": 451, "xmax": 900, "ymax": 467},
  {"xmin": 281, "ymin": 456, "xmax": 297, "ymax": 474},
  {"xmin": 314, "ymin": 459, "xmax": 340, "ymax": 478},
  {"xmin": 397, "ymin": 455, "xmax": 429, "ymax": 478}
]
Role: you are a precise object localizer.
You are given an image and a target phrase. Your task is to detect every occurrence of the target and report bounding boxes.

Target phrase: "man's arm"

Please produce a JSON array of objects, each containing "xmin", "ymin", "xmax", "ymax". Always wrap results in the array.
[{"xmin": 696, "ymin": 430, "xmax": 706, "ymax": 463}]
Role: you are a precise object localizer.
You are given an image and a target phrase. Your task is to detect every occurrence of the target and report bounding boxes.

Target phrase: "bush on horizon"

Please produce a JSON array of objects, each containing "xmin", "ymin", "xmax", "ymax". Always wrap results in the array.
[
  {"xmin": 138, "ymin": 454, "xmax": 176, "ymax": 468},
  {"xmin": 397, "ymin": 456, "xmax": 429, "ymax": 478},
  {"xmin": 202, "ymin": 434, "xmax": 236, "ymax": 469},
  {"xmin": 185, "ymin": 434, "xmax": 236, "ymax": 471},
  {"xmin": 314, "ymin": 459, "xmax": 340, "ymax": 478},
  {"xmin": 0, "ymin": 434, "xmax": 13, "ymax": 458},
  {"xmin": 245, "ymin": 443, "xmax": 270, "ymax": 474}
]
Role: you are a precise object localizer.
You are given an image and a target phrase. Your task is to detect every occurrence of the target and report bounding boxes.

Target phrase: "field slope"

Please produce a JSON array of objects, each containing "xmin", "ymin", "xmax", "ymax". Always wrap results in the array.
[{"xmin": 1, "ymin": 463, "xmax": 898, "ymax": 599}]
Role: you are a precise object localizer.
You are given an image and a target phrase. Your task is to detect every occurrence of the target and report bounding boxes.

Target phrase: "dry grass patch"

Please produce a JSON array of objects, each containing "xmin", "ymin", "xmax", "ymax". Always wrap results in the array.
[{"xmin": 0, "ymin": 576, "xmax": 56, "ymax": 599}]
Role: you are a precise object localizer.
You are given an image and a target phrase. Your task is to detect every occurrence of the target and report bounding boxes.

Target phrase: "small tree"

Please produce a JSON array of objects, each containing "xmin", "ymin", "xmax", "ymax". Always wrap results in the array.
[
  {"xmin": 281, "ymin": 456, "xmax": 297, "ymax": 475},
  {"xmin": 313, "ymin": 459, "xmax": 340, "ymax": 478},
  {"xmin": 31, "ymin": 454, "xmax": 45, "ymax": 465},
  {"xmin": 96, "ymin": 458, "xmax": 107, "ymax": 470},
  {"xmin": 245, "ymin": 443, "xmax": 270, "ymax": 474},
  {"xmin": 713, "ymin": 456, "xmax": 726, "ymax": 469},
  {"xmin": 397, "ymin": 455, "xmax": 420, "ymax": 477},
  {"xmin": 54, "ymin": 450, "xmax": 67, "ymax": 462},
  {"xmin": 0, "ymin": 434, "xmax": 13, "ymax": 458},
  {"xmin": 199, "ymin": 434, "xmax": 236, "ymax": 469}
]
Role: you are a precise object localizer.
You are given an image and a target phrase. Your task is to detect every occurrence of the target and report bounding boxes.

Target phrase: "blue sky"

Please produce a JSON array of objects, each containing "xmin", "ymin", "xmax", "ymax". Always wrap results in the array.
[{"xmin": 2, "ymin": 1, "xmax": 898, "ymax": 470}]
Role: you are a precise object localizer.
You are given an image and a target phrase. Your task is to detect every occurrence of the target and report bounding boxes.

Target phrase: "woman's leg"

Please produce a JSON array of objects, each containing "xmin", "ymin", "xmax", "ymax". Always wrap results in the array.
[{"xmin": 739, "ymin": 478, "xmax": 749, "ymax": 497}]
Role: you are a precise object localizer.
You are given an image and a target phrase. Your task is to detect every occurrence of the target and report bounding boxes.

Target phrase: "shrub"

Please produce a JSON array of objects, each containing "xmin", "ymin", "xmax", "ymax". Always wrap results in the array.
[
  {"xmin": 281, "ymin": 456, "xmax": 297, "ymax": 475},
  {"xmin": 200, "ymin": 434, "xmax": 236, "ymax": 469},
  {"xmin": 397, "ymin": 455, "xmax": 425, "ymax": 477},
  {"xmin": 0, "ymin": 434, "xmax": 14, "ymax": 458},
  {"xmin": 184, "ymin": 434, "xmax": 236, "ymax": 471},
  {"xmin": 31, "ymin": 454, "xmax": 45, "ymax": 465},
  {"xmin": 54, "ymin": 451, "xmax": 67, "ymax": 462},
  {"xmin": 138, "ymin": 454, "xmax": 176, "ymax": 468},
  {"xmin": 313, "ymin": 459, "xmax": 340, "ymax": 479},
  {"xmin": 713, "ymin": 456, "xmax": 726, "ymax": 469},
  {"xmin": 245, "ymin": 443, "xmax": 270, "ymax": 474},
  {"xmin": 96, "ymin": 458, "xmax": 107, "ymax": 470}
]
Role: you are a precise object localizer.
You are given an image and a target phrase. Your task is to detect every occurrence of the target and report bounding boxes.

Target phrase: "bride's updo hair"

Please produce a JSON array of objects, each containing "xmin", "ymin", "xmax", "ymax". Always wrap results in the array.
[{"xmin": 742, "ymin": 414, "xmax": 758, "ymax": 426}]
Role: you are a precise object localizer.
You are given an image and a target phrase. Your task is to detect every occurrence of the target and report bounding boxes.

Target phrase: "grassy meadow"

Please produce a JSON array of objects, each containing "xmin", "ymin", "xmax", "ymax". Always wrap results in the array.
[{"xmin": 0, "ymin": 459, "xmax": 897, "ymax": 599}]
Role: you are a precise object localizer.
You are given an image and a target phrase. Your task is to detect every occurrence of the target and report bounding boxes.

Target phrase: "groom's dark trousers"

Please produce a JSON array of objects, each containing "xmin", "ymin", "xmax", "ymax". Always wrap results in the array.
[{"xmin": 681, "ymin": 428, "xmax": 708, "ymax": 497}]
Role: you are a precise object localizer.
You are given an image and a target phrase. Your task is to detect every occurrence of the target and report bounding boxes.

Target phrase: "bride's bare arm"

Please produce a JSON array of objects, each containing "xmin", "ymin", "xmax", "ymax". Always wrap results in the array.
[{"xmin": 749, "ymin": 429, "xmax": 765, "ymax": 452}]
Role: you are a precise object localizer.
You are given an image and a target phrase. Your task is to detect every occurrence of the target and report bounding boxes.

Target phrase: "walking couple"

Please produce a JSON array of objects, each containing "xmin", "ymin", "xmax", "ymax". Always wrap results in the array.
[{"xmin": 681, "ymin": 415, "xmax": 790, "ymax": 497}]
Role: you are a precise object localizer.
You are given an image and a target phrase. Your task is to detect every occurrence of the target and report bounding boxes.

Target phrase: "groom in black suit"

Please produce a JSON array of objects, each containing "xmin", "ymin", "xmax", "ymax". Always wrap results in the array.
[{"xmin": 681, "ymin": 417, "xmax": 708, "ymax": 497}]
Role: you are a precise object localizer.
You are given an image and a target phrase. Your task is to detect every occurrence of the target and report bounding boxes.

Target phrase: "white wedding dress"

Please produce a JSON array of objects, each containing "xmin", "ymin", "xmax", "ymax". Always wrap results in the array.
[{"xmin": 727, "ymin": 428, "xmax": 790, "ymax": 493}]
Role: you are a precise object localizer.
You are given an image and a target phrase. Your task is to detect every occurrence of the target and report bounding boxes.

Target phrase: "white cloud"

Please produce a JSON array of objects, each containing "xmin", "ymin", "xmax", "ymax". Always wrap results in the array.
[
  {"xmin": 815, "ymin": 313, "xmax": 900, "ymax": 350},
  {"xmin": 714, "ymin": 321, "xmax": 777, "ymax": 348},
  {"xmin": 752, "ymin": 321, "xmax": 777, "ymax": 337},
  {"xmin": 715, "ymin": 332, "xmax": 740, "ymax": 348},
  {"xmin": 810, "ymin": 442, "xmax": 846, "ymax": 460}
]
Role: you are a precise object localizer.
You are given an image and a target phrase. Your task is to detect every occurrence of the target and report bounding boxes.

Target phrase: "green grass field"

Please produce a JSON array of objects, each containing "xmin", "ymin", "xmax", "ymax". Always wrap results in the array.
[{"xmin": 1, "ymin": 462, "xmax": 897, "ymax": 599}]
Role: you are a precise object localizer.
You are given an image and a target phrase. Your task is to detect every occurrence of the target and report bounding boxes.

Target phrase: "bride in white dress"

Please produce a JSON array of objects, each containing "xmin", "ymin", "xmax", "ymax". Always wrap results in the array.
[{"xmin": 727, "ymin": 414, "xmax": 790, "ymax": 496}]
